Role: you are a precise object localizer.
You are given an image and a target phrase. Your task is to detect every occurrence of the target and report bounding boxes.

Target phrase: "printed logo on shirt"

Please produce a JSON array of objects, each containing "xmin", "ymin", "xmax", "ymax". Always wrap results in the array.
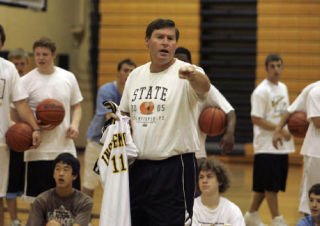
[
  {"xmin": 47, "ymin": 205, "xmax": 74, "ymax": 226},
  {"xmin": 271, "ymin": 96, "xmax": 284, "ymax": 107},
  {"xmin": 140, "ymin": 101, "xmax": 154, "ymax": 115},
  {"xmin": 271, "ymin": 95, "xmax": 287, "ymax": 117},
  {"xmin": 130, "ymin": 85, "xmax": 167, "ymax": 126}
]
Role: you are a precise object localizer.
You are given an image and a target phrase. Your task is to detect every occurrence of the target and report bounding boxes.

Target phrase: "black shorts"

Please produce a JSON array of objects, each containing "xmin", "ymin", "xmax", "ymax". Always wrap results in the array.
[
  {"xmin": 25, "ymin": 160, "xmax": 81, "ymax": 198},
  {"xmin": 253, "ymin": 154, "xmax": 288, "ymax": 193},
  {"xmin": 129, "ymin": 153, "xmax": 197, "ymax": 226},
  {"xmin": 7, "ymin": 150, "xmax": 25, "ymax": 194}
]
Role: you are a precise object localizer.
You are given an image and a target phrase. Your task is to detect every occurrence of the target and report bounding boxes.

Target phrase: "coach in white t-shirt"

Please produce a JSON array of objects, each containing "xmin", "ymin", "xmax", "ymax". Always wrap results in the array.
[
  {"xmin": 245, "ymin": 54, "xmax": 294, "ymax": 226},
  {"xmin": 119, "ymin": 19, "xmax": 210, "ymax": 226},
  {"xmin": 273, "ymin": 81, "xmax": 320, "ymax": 215}
]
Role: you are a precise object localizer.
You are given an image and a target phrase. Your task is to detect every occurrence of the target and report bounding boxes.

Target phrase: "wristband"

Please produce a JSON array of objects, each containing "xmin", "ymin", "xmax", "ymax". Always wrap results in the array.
[{"xmin": 33, "ymin": 128, "xmax": 41, "ymax": 132}]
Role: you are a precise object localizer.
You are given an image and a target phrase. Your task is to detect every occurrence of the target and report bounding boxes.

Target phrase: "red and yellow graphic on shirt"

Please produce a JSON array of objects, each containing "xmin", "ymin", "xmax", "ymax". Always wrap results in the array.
[{"xmin": 140, "ymin": 101, "xmax": 154, "ymax": 115}]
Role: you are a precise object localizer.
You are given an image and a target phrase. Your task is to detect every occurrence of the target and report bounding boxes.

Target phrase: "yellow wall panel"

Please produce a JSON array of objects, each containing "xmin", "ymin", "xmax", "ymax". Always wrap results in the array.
[{"xmin": 98, "ymin": 1, "xmax": 200, "ymax": 87}]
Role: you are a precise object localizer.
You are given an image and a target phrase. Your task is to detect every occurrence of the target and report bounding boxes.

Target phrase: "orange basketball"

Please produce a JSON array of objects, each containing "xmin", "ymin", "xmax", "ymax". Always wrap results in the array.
[
  {"xmin": 36, "ymin": 98, "xmax": 65, "ymax": 126},
  {"xmin": 288, "ymin": 111, "xmax": 309, "ymax": 138},
  {"xmin": 199, "ymin": 107, "xmax": 227, "ymax": 136},
  {"xmin": 6, "ymin": 122, "xmax": 33, "ymax": 152}
]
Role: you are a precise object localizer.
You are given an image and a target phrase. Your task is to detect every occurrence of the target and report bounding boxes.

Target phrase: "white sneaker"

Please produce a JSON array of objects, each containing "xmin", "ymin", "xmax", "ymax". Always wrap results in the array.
[
  {"xmin": 270, "ymin": 216, "xmax": 288, "ymax": 226},
  {"xmin": 244, "ymin": 211, "xmax": 267, "ymax": 226},
  {"xmin": 10, "ymin": 219, "xmax": 23, "ymax": 226}
]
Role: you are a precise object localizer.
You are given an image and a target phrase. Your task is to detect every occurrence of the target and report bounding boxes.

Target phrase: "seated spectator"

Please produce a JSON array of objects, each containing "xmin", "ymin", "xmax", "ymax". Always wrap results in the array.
[
  {"xmin": 192, "ymin": 158, "xmax": 245, "ymax": 226},
  {"xmin": 26, "ymin": 153, "xmax": 92, "ymax": 226},
  {"xmin": 297, "ymin": 184, "xmax": 320, "ymax": 226}
]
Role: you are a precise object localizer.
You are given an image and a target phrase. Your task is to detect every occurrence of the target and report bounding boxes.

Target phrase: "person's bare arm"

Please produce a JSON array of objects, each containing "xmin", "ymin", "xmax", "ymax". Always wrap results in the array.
[
  {"xmin": 311, "ymin": 116, "xmax": 320, "ymax": 129},
  {"xmin": 66, "ymin": 102, "xmax": 82, "ymax": 139},
  {"xmin": 219, "ymin": 110, "xmax": 236, "ymax": 154},
  {"xmin": 13, "ymin": 100, "xmax": 41, "ymax": 148},
  {"xmin": 179, "ymin": 65, "xmax": 210, "ymax": 95},
  {"xmin": 272, "ymin": 111, "xmax": 291, "ymax": 149}
]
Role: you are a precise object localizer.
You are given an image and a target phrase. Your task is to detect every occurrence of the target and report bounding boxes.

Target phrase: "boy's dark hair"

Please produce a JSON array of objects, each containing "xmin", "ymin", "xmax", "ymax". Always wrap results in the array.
[
  {"xmin": 265, "ymin": 53, "xmax": 283, "ymax": 67},
  {"xmin": 0, "ymin": 24, "xmax": 6, "ymax": 45},
  {"xmin": 117, "ymin": 58, "xmax": 136, "ymax": 71},
  {"xmin": 175, "ymin": 47, "xmax": 192, "ymax": 63},
  {"xmin": 145, "ymin": 18, "xmax": 179, "ymax": 41},
  {"xmin": 53, "ymin": 153, "xmax": 80, "ymax": 176},
  {"xmin": 309, "ymin": 183, "xmax": 320, "ymax": 198},
  {"xmin": 33, "ymin": 37, "xmax": 56, "ymax": 53},
  {"xmin": 198, "ymin": 158, "xmax": 231, "ymax": 193}
]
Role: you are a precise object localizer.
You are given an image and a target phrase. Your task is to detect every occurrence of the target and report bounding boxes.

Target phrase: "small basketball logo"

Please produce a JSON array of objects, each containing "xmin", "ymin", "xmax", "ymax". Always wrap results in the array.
[{"xmin": 140, "ymin": 102, "xmax": 154, "ymax": 115}]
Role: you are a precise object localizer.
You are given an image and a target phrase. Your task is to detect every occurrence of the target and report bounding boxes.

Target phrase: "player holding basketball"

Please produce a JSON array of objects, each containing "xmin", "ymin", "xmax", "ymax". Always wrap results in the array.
[
  {"xmin": 174, "ymin": 47, "xmax": 236, "ymax": 158},
  {"xmin": 6, "ymin": 48, "xmax": 30, "ymax": 226},
  {"xmin": 119, "ymin": 19, "xmax": 210, "ymax": 225},
  {"xmin": 11, "ymin": 37, "xmax": 83, "ymax": 202},
  {"xmin": 82, "ymin": 58, "xmax": 136, "ymax": 199},
  {"xmin": 273, "ymin": 81, "xmax": 320, "ymax": 215},
  {"xmin": 0, "ymin": 25, "xmax": 41, "ymax": 226},
  {"xmin": 244, "ymin": 54, "xmax": 294, "ymax": 226}
]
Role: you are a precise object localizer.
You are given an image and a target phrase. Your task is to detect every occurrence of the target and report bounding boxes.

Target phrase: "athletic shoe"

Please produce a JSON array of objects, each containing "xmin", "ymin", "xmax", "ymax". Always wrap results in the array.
[
  {"xmin": 271, "ymin": 216, "xmax": 288, "ymax": 226},
  {"xmin": 244, "ymin": 211, "xmax": 267, "ymax": 226},
  {"xmin": 10, "ymin": 219, "xmax": 23, "ymax": 226}
]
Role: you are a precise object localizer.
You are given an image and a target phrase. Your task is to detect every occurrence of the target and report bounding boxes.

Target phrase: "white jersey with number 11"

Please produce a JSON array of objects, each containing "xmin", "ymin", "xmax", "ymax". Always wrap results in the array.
[{"xmin": 98, "ymin": 113, "xmax": 138, "ymax": 226}]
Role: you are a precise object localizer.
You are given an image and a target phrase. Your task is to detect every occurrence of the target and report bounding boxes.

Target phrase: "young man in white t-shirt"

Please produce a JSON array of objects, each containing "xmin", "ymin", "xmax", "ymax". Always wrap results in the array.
[
  {"xmin": 119, "ymin": 19, "xmax": 210, "ymax": 225},
  {"xmin": 174, "ymin": 47, "xmax": 236, "ymax": 158},
  {"xmin": 273, "ymin": 81, "xmax": 320, "ymax": 215},
  {"xmin": 0, "ymin": 24, "xmax": 41, "ymax": 226},
  {"xmin": 192, "ymin": 158, "xmax": 245, "ymax": 226},
  {"xmin": 245, "ymin": 54, "xmax": 295, "ymax": 226},
  {"xmin": 11, "ymin": 37, "xmax": 83, "ymax": 202}
]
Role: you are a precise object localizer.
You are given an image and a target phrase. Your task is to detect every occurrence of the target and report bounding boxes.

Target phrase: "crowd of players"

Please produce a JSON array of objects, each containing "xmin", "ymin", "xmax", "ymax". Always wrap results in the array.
[{"xmin": 0, "ymin": 17, "xmax": 319, "ymax": 226}]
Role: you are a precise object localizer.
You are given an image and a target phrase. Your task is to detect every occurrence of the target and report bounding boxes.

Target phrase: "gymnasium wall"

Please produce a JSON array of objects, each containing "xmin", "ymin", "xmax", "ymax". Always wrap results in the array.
[
  {"xmin": 0, "ymin": 0, "xmax": 94, "ymax": 147},
  {"xmin": 98, "ymin": 0, "xmax": 201, "ymax": 87}
]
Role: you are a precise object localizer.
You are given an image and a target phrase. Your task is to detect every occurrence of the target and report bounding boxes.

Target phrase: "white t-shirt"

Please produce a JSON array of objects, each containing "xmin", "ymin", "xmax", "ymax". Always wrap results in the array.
[
  {"xmin": 287, "ymin": 82, "xmax": 320, "ymax": 157},
  {"xmin": 197, "ymin": 84, "xmax": 234, "ymax": 158},
  {"xmin": 0, "ymin": 57, "xmax": 28, "ymax": 147},
  {"xmin": 98, "ymin": 112, "xmax": 138, "ymax": 226},
  {"xmin": 192, "ymin": 196, "xmax": 245, "ymax": 226},
  {"xmin": 120, "ymin": 59, "xmax": 203, "ymax": 160},
  {"xmin": 21, "ymin": 66, "xmax": 83, "ymax": 161},
  {"xmin": 251, "ymin": 79, "xmax": 295, "ymax": 154}
]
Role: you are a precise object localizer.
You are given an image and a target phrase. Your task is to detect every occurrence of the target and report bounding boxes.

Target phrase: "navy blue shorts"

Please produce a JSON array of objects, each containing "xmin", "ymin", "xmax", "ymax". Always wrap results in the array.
[
  {"xmin": 7, "ymin": 150, "xmax": 25, "ymax": 197},
  {"xmin": 253, "ymin": 154, "xmax": 288, "ymax": 193},
  {"xmin": 129, "ymin": 153, "xmax": 197, "ymax": 226}
]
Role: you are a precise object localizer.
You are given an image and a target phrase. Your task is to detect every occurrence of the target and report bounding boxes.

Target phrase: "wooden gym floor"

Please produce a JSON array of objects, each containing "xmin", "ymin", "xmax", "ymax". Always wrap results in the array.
[{"xmin": 4, "ymin": 153, "xmax": 304, "ymax": 226}]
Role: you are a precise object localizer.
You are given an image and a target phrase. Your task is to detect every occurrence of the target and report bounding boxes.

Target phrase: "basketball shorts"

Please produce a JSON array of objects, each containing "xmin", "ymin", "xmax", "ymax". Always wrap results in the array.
[
  {"xmin": 0, "ymin": 146, "xmax": 9, "ymax": 197},
  {"xmin": 299, "ymin": 156, "xmax": 320, "ymax": 214},
  {"xmin": 24, "ymin": 160, "xmax": 81, "ymax": 202},
  {"xmin": 83, "ymin": 140, "xmax": 102, "ymax": 190},
  {"xmin": 253, "ymin": 154, "xmax": 288, "ymax": 193},
  {"xmin": 6, "ymin": 150, "xmax": 25, "ymax": 199},
  {"xmin": 129, "ymin": 153, "xmax": 197, "ymax": 226}
]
